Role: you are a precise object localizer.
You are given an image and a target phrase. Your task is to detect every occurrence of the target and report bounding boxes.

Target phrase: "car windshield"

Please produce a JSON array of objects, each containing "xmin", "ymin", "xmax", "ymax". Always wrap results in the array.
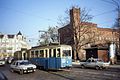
[
  {"xmin": 0, "ymin": 59, "xmax": 4, "ymax": 61},
  {"xmin": 20, "ymin": 61, "xmax": 31, "ymax": 65},
  {"xmin": 62, "ymin": 50, "xmax": 71, "ymax": 57},
  {"xmin": 97, "ymin": 59, "xmax": 103, "ymax": 62}
]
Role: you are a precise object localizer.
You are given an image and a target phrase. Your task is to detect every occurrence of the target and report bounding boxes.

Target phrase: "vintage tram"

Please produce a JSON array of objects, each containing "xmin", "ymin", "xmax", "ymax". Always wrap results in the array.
[{"xmin": 28, "ymin": 44, "xmax": 72, "ymax": 70}]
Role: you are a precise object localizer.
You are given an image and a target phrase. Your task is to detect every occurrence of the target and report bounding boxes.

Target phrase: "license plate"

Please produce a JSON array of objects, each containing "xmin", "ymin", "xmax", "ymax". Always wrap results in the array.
[{"xmin": 28, "ymin": 70, "xmax": 33, "ymax": 72}]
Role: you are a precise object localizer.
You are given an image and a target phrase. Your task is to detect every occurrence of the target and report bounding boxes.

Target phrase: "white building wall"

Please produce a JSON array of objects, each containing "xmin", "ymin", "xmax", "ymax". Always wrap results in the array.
[{"xmin": 0, "ymin": 32, "xmax": 31, "ymax": 58}]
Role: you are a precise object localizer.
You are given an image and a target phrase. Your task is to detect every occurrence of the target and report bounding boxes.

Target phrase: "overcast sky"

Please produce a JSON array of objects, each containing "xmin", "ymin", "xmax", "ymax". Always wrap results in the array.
[{"xmin": 0, "ymin": 0, "xmax": 119, "ymax": 46}]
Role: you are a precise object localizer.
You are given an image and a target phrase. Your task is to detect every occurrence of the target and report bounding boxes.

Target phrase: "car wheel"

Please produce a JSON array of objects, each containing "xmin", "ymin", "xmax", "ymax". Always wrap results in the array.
[
  {"xmin": 104, "ymin": 66, "xmax": 108, "ymax": 69},
  {"xmin": 81, "ymin": 65, "xmax": 85, "ymax": 69},
  {"xmin": 100, "ymin": 67, "xmax": 103, "ymax": 70},
  {"xmin": 10, "ymin": 68, "xmax": 14, "ymax": 72},
  {"xmin": 33, "ymin": 69, "xmax": 36, "ymax": 72},
  {"xmin": 19, "ymin": 70, "xmax": 23, "ymax": 75},
  {"xmin": 95, "ymin": 66, "xmax": 100, "ymax": 70}
]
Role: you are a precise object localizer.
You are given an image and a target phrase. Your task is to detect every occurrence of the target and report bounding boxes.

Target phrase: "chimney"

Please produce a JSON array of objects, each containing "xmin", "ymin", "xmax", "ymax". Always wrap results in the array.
[{"xmin": 70, "ymin": 7, "xmax": 80, "ymax": 27}]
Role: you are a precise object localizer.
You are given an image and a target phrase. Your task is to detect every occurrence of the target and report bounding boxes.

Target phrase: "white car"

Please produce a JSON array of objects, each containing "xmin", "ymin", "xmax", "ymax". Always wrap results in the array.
[
  {"xmin": 80, "ymin": 58, "xmax": 110, "ymax": 70},
  {"xmin": 10, "ymin": 60, "xmax": 36, "ymax": 74},
  {"xmin": 0, "ymin": 59, "xmax": 5, "ymax": 66},
  {"xmin": 7, "ymin": 57, "xmax": 14, "ymax": 64}
]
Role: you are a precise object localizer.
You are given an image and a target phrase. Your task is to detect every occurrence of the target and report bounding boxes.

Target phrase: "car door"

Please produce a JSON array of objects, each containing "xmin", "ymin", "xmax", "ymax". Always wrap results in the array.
[
  {"xmin": 89, "ymin": 59, "xmax": 96, "ymax": 68},
  {"xmin": 14, "ymin": 62, "xmax": 20, "ymax": 71},
  {"xmin": 11, "ymin": 62, "xmax": 16, "ymax": 70},
  {"xmin": 85, "ymin": 59, "xmax": 91, "ymax": 67}
]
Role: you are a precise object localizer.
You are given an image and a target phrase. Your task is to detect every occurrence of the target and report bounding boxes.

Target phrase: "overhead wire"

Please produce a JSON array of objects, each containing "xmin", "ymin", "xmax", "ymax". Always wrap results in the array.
[
  {"xmin": 0, "ymin": 5, "xmax": 116, "ymax": 23},
  {"xmin": 101, "ymin": 0, "xmax": 118, "ymax": 7},
  {"xmin": 0, "ymin": 6, "xmax": 56, "ymax": 44},
  {"xmin": 0, "ymin": 5, "xmax": 117, "ymax": 43},
  {"xmin": 0, "ymin": 6, "xmax": 56, "ymax": 22},
  {"xmin": 93, "ymin": 9, "xmax": 116, "ymax": 17},
  {"xmin": 100, "ymin": 0, "xmax": 120, "ymax": 28}
]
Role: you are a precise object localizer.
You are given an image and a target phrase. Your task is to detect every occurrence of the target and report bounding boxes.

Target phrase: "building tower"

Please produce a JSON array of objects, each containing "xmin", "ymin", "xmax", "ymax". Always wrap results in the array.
[
  {"xmin": 70, "ymin": 7, "xmax": 80, "ymax": 27},
  {"xmin": 70, "ymin": 7, "xmax": 81, "ymax": 60}
]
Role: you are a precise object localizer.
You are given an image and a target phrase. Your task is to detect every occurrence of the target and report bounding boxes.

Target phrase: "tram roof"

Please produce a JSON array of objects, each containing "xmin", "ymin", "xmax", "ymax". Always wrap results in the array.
[{"xmin": 31, "ymin": 44, "xmax": 71, "ymax": 49}]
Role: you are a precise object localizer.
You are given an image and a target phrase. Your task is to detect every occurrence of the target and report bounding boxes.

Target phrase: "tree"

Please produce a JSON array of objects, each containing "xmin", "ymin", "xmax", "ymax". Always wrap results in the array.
[
  {"xmin": 102, "ymin": 0, "xmax": 120, "ymax": 56},
  {"xmin": 38, "ymin": 26, "xmax": 59, "ymax": 45},
  {"xmin": 72, "ymin": 16, "xmax": 97, "ymax": 60},
  {"xmin": 58, "ymin": 6, "xmax": 99, "ymax": 60},
  {"xmin": 47, "ymin": 26, "xmax": 59, "ymax": 42},
  {"xmin": 57, "ymin": 9, "xmax": 70, "ymax": 27}
]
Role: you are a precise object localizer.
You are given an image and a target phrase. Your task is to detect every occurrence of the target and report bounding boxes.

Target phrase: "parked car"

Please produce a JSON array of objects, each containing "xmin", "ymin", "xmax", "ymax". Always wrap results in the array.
[
  {"xmin": 0, "ymin": 59, "xmax": 5, "ymax": 66},
  {"xmin": 7, "ymin": 57, "xmax": 14, "ymax": 64},
  {"xmin": 10, "ymin": 60, "xmax": 36, "ymax": 74},
  {"xmin": 80, "ymin": 58, "xmax": 110, "ymax": 70}
]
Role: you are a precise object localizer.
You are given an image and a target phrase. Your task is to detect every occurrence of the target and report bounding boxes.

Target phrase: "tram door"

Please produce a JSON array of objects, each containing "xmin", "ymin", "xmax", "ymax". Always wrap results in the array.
[
  {"xmin": 21, "ymin": 50, "xmax": 27, "ymax": 60},
  {"xmin": 23, "ymin": 53, "xmax": 26, "ymax": 60}
]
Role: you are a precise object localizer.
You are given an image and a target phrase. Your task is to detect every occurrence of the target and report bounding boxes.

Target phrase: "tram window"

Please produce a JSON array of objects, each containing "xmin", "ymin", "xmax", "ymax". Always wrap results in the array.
[
  {"xmin": 40, "ymin": 50, "xmax": 44, "ymax": 57},
  {"xmin": 57, "ymin": 49, "xmax": 60, "ymax": 57},
  {"xmin": 49, "ymin": 49, "xmax": 52, "ymax": 57},
  {"xmin": 62, "ymin": 50, "xmax": 71, "ymax": 57},
  {"xmin": 31, "ymin": 51, "xmax": 34, "ymax": 58},
  {"xmin": 53, "ymin": 49, "xmax": 56, "ymax": 57},
  {"xmin": 35, "ymin": 50, "xmax": 39, "ymax": 58}
]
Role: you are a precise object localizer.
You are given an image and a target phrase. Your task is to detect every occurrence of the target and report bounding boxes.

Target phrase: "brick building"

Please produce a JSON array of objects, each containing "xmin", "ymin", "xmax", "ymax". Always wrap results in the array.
[{"xmin": 58, "ymin": 7, "xmax": 119, "ymax": 60}]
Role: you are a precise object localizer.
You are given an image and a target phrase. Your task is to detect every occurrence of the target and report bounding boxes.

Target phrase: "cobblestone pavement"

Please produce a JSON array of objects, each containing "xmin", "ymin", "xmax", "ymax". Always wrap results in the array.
[{"xmin": 0, "ymin": 64, "xmax": 120, "ymax": 80}]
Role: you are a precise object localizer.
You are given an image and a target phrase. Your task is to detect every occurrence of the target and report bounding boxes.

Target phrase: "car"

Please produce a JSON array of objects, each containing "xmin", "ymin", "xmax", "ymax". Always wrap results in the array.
[
  {"xmin": 10, "ymin": 60, "xmax": 37, "ymax": 75},
  {"xmin": 0, "ymin": 59, "xmax": 5, "ymax": 66},
  {"xmin": 80, "ymin": 58, "xmax": 110, "ymax": 70},
  {"xmin": 7, "ymin": 57, "xmax": 14, "ymax": 64}
]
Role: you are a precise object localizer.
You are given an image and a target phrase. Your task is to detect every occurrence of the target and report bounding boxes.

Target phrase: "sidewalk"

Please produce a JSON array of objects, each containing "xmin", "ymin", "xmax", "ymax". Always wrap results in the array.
[
  {"xmin": 72, "ymin": 61, "xmax": 80, "ymax": 65},
  {"xmin": 109, "ymin": 64, "xmax": 120, "ymax": 69}
]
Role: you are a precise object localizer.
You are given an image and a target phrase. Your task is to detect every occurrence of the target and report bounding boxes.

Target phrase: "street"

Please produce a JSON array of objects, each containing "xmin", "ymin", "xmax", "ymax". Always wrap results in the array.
[{"xmin": 0, "ymin": 64, "xmax": 120, "ymax": 80}]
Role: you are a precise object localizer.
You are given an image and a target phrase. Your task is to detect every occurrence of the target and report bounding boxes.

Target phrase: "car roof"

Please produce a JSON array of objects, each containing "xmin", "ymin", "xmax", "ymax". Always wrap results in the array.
[
  {"xmin": 88, "ymin": 58, "xmax": 103, "ymax": 61},
  {"xmin": 15, "ymin": 60, "xmax": 29, "ymax": 63}
]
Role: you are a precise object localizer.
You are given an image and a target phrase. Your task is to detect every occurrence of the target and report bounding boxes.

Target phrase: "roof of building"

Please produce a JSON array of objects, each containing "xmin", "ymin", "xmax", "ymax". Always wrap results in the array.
[
  {"xmin": 0, "ymin": 35, "xmax": 4, "ymax": 38},
  {"xmin": 59, "ymin": 21, "xmax": 97, "ymax": 30},
  {"xmin": 17, "ymin": 31, "xmax": 22, "ymax": 35},
  {"xmin": 84, "ymin": 47, "xmax": 108, "ymax": 50},
  {"xmin": 8, "ymin": 35, "xmax": 14, "ymax": 38},
  {"xmin": 80, "ymin": 22, "xmax": 97, "ymax": 27},
  {"xmin": 97, "ymin": 27, "xmax": 112, "ymax": 32}
]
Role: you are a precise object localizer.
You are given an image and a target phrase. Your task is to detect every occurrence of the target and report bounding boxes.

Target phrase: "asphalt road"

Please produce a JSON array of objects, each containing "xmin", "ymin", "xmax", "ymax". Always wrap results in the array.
[{"xmin": 0, "ymin": 64, "xmax": 120, "ymax": 80}]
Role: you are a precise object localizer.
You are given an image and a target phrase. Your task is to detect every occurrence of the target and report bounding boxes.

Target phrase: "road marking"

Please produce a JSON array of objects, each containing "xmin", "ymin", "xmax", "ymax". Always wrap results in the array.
[
  {"xmin": 75, "ymin": 71, "xmax": 116, "ymax": 77},
  {"xmin": 103, "ymin": 73, "xmax": 116, "ymax": 76},
  {"xmin": 74, "ymin": 70, "xmax": 100, "ymax": 75},
  {"xmin": 74, "ymin": 71, "xmax": 84, "ymax": 73},
  {"xmin": 87, "ymin": 72, "xmax": 100, "ymax": 75}
]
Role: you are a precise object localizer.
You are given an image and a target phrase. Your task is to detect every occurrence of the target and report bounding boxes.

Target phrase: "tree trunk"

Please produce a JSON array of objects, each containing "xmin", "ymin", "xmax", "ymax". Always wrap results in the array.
[{"xmin": 74, "ymin": 50, "xmax": 77, "ymax": 61}]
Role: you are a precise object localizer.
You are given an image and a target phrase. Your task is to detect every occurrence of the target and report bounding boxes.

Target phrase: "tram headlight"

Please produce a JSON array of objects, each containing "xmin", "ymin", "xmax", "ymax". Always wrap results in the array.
[{"xmin": 66, "ymin": 61, "xmax": 68, "ymax": 63}]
